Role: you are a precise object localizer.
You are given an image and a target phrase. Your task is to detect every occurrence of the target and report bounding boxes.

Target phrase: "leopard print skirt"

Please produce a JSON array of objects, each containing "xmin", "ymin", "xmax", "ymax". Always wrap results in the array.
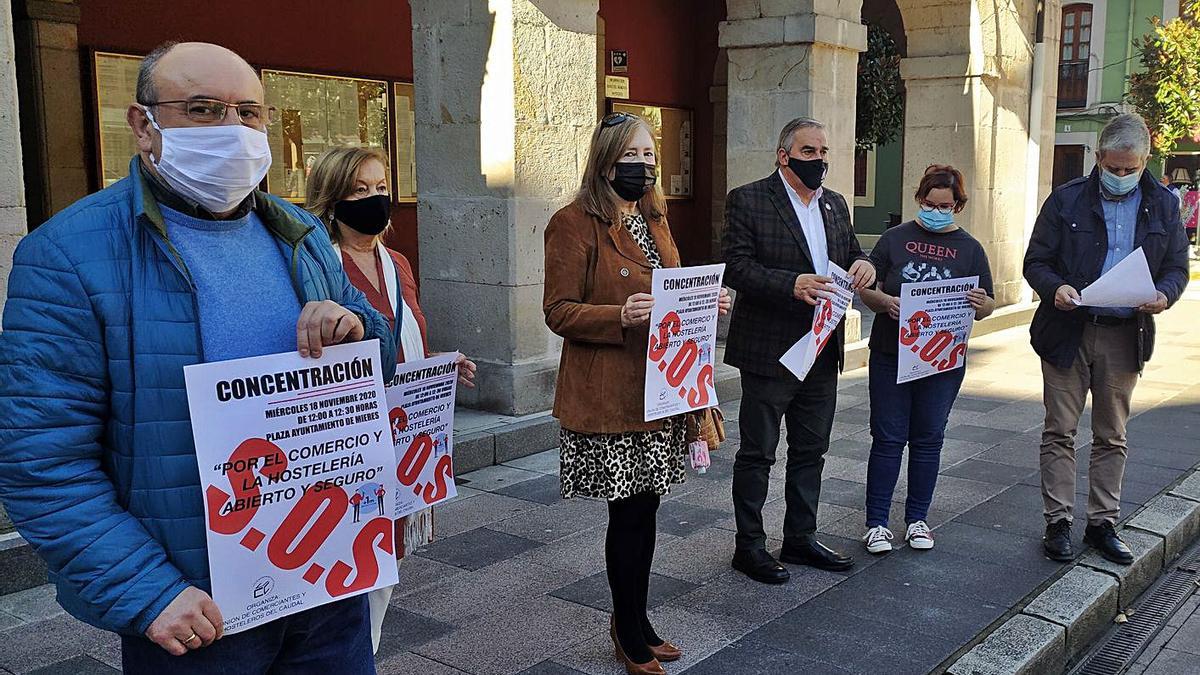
[{"xmin": 559, "ymin": 418, "xmax": 687, "ymax": 501}]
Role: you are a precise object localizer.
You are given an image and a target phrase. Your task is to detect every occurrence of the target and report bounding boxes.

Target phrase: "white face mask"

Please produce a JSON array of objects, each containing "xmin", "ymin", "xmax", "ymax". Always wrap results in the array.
[{"xmin": 144, "ymin": 107, "xmax": 272, "ymax": 214}]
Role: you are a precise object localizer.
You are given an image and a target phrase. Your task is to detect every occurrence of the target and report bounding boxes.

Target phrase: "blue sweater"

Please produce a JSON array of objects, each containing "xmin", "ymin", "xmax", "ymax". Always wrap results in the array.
[{"xmin": 162, "ymin": 204, "xmax": 300, "ymax": 361}]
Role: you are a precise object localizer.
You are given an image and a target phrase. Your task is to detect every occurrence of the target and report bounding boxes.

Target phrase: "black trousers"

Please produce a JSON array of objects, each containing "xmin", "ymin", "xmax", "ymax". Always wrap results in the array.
[{"xmin": 732, "ymin": 346, "xmax": 839, "ymax": 551}]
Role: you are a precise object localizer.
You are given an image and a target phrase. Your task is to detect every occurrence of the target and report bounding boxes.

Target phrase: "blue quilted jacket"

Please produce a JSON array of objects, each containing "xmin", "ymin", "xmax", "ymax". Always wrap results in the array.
[{"xmin": 0, "ymin": 158, "xmax": 396, "ymax": 636}]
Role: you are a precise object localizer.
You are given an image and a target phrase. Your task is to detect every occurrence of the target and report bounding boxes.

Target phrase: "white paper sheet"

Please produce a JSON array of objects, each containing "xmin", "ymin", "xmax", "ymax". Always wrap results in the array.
[
  {"xmin": 896, "ymin": 276, "xmax": 979, "ymax": 384},
  {"xmin": 779, "ymin": 262, "xmax": 855, "ymax": 381},
  {"xmin": 1073, "ymin": 247, "xmax": 1158, "ymax": 308},
  {"xmin": 183, "ymin": 341, "xmax": 399, "ymax": 634},
  {"xmin": 644, "ymin": 264, "xmax": 725, "ymax": 422},
  {"xmin": 385, "ymin": 353, "xmax": 460, "ymax": 519}
]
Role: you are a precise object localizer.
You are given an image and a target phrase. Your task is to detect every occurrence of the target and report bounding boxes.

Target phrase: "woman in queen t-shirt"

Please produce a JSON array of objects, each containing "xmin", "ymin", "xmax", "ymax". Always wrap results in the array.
[{"xmin": 858, "ymin": 165, "xmax": 996, "ymax": 554}]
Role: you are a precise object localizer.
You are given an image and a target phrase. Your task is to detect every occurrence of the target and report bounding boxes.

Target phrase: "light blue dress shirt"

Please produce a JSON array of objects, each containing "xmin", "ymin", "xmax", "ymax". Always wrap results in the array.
[{"xmin": 1093, "ymin": 185, "xmax": 1141, "ymax": 318}]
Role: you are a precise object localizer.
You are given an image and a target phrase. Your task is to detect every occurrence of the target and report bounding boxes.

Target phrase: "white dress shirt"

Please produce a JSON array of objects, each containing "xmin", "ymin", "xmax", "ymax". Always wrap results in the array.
[{"xmin": 778, "ymin": 169, "xmax": 830, "ymax": 275}]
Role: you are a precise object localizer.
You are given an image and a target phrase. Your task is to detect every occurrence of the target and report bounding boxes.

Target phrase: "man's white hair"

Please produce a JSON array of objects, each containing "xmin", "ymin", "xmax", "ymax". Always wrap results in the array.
[{"xmin": 1098, "ymin": 113, "xmax": 1151, "ymax": 159}]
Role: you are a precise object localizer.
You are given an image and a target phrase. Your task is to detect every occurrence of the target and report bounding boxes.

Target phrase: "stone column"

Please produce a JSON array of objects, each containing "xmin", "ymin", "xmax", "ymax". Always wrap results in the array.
[
  {"xmin": 897, "ymin": 0, "xmax": 1045, "ymax": 306},
  {"xmin": 719, "ymin": 0, "xmax": 866, "ymax": 197},
  {"xmin": 11, "ymin": 0, "xmax": 85, "ymax": 228},
  {"xmin": 411, "ymin": 0, "xmax": 598, "ymax": 415},
  {"xmin": 0, "ymin": 0, "xmax": 27, "ymax": 322}
]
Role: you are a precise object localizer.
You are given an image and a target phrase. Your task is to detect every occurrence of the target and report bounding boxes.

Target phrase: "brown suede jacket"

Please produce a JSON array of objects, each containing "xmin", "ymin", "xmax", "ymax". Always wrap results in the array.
[{"xmin": 543, "ymin": 201, "xmax": 681, "ymax": 434}]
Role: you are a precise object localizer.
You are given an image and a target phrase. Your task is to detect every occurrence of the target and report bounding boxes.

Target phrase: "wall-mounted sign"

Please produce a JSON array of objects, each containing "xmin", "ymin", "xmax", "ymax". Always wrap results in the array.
[
  {"xmin": 605, "ymin": 75, "xmax": 630, "ymax": 100},
  {"xmin": 610, "ymin": 49, "xmax": 628, "ymax": 73}
]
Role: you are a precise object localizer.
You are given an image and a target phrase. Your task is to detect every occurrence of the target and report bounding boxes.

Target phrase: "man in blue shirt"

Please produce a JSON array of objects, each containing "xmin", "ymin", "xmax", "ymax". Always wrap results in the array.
[
  {"xmin": 0, "ymin": 42, "xmax": 395, "ymax": 673},
  {"xmin": 1025, "ymin": 113, "xmax": 1190, "ymax": 566}
]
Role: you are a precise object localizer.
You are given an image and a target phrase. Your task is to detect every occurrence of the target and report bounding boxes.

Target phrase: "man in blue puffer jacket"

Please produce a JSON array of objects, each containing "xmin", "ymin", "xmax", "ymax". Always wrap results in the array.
[{"xmin": 0, "ymin": 42, "xmax": 396, "ymax": 673}]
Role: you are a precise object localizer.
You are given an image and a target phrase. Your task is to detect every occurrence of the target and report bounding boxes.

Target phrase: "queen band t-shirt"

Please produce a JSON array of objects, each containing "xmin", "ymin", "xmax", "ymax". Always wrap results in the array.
[{"xmin": 868, "ymin": 220, "xmax": 994, "ymax": 355}]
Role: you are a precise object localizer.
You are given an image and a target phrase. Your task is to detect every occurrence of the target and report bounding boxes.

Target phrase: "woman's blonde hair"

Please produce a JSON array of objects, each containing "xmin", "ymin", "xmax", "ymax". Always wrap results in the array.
[
  {"xmin": 576, "ymin": 113, "xmax": 666, "ymax": 224},
  {"xmin": 305, "ymin": 146, "xmax": 390, "ymax": 243}
]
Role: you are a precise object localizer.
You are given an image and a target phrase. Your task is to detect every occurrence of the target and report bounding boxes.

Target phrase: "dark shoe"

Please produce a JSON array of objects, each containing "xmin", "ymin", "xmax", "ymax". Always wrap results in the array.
[
  {"xmin": 1084, "ymin": 522, "xmax": 1134, "ymax": 565},
  {"xmin": 1043, "ymin": 519, "xmax": 1074, "ymax": 562},
  {"xmin": 610, "ymin": 620, "xmax": 666, "ymax": 675},
  {"xmin": 732, "ymin": 548, "xmax": 790, "ymax": 584},
  {"xmin": 779, "ymin": 539, "xmax": 855, "ymax": 571}
]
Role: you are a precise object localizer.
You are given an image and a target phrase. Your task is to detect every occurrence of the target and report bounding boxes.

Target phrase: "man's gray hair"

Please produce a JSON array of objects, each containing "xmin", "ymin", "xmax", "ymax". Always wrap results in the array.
[
  {"xmin": 136, "ymin": 41, "xmax": 179, "ymax": 105},
  {"xmin": 777, "ymin": 117, "xmax": 826, "ymax": 153},
  {"xmin": 1098, "ymin": 113, "xmax": 1151, "ymax": 158}
]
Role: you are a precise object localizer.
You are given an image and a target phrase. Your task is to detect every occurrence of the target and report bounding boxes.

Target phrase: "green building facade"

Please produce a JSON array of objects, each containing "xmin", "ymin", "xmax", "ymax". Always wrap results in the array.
[{"xmin": 1054, "ymin": 0, "xmax": 1199, "ymax": 187}]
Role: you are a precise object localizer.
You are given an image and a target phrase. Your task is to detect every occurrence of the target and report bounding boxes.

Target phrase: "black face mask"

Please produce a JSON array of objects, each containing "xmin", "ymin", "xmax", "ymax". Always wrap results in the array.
[
  {"xmin": 608, "ymin": 162, "xmax": 657, "ymax": 202},
  {"xmin": 787, "ymin": 156, "xmax": 828, "ymax": 191},
  {"xmin": 334, "ymin": 194, "xmax": 391, "ymax": 236}
]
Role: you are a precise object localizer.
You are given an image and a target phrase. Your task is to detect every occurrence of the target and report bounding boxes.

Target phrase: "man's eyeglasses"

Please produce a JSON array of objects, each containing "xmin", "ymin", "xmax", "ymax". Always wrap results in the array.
[
  {"xmin": 144, "ymin": 98, "xmax": 277, "ymax": 128},
  {"xmin": 601, "ymin": 112, "xmax": 638, "ymax": 128},
  {"xmin": 918, "ymin": 202, "xmax": 956, "ymax": 215}
]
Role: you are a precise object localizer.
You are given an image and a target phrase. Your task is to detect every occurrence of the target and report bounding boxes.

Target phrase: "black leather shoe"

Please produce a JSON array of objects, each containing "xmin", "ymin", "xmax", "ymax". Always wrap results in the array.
[
  {"xmin": 1084, "ymin": 522, "xmax": 1134, "ymax": 565},
  {"xmin": 1043, "ymin": 519, "xmax": 1074, "ymax": 562},
  {"xmin": 732, "ymin": 549, "xmax": 790, "ymax": 584},
  {"xmin": 779, "ymin": 539, "xmax": 854, "ymax": 571}
]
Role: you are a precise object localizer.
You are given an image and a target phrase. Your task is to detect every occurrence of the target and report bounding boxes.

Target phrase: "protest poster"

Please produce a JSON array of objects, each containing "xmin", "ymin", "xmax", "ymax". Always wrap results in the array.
[
  {"xmin": 644, "ymin": 263, "xmax": 726, "ymax": 422},
  {"xmin": 183, "ymin": 340, "xmax": 399, "ymax": 634},
  {"xmin": 897, "ymin": 276, "xmax": 979, "ymax": 384},
  {"xmin": 385, "ymin": 352, "xmax": 460, "ymax": 519},
  {"xmin": 779, "ymin": 262, "xmax": 855, "ymax": 381}
]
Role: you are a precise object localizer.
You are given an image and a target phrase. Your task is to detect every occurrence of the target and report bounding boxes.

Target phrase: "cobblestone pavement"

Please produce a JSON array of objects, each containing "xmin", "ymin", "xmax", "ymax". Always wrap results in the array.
[{"xmin": 1, "ymin": 291, "xmax": 1198, "ymax": 674}]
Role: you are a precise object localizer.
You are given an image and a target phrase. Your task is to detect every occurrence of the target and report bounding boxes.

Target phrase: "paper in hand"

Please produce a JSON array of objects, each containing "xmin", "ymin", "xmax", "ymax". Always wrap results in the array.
[{"xmin": 1072, "ymin": 247, "xmax": 1158, "ymax": 308}]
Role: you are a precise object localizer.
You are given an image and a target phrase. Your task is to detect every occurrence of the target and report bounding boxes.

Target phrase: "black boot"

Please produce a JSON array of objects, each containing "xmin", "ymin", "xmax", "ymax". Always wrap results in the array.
[
  {"xmin": 1043, "ymin": 519, "xmax": 1074, "ymax": 562},
  {"xmin": 1084, "ymin": 521, "xmax": 1134, "ymax": 565}
]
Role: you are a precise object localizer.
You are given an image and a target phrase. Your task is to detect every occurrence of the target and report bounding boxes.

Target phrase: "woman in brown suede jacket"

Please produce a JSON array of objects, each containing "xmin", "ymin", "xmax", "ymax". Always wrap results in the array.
[{"xmin": 543, "ymin": 112, "xmax": 730, "ymax": 675}]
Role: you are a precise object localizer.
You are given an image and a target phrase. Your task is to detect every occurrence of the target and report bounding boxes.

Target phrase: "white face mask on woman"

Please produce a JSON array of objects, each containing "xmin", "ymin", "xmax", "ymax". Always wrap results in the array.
[{"xmin": 144, "ymin": 107, "xmax": 272, "ymax": 214}]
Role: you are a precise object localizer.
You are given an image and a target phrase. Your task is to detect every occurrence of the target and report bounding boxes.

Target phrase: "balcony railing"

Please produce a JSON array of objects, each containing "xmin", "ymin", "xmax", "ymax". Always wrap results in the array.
[{"xmin": 1058, "ymin": 61, "xmax": 1089, "ymax": 109}]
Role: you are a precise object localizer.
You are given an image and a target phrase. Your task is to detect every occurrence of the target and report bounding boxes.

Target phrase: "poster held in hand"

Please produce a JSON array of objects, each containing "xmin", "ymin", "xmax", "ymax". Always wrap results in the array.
[
  {"xmin": 779, "ymin": 262, "xmax": 855, "ymax": 381},
  {"xmin": 184, "ymin": 340, "xmax": 399, "ymax": 634},
  {"xmin": 896, "ymin": 276, "xmax": 979, "ymax": 384},
  {"xmin": 644, "ymin": 263, "xmax": 726, "ymax": 422},
  {"xmin": 385, "ymin": 352, "xmax": 460, "ymax": 519}
]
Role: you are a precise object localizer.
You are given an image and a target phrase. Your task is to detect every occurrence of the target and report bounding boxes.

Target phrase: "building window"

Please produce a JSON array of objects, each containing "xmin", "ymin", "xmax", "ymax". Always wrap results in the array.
[
  {"xmin": 93, "ymin": 52, "xmax": 143, "ymax": 188},
  {"xmin": 262, "ymin": 70, "xmax": 390, "ymax": 203},
  {"xmin": 610, "ymin": 102, "xmax": 693, "ymax": 199},
  {"xmin": 853, "ymin": 147, "xmax": 876, "ymax": 208},
  {"xmin": 1058, "ymin": 4, "xmax": 1092, "ymax": 109},
  {"xmin": 393, "ymin": 83, "xmax": 416, "ymax": 202}
]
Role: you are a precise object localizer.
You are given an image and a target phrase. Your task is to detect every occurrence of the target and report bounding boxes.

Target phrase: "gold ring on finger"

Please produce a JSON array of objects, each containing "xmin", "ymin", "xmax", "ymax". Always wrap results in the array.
[{"xmin": 182, "ymin": 632, "xmax": 199, "ymax": 645}]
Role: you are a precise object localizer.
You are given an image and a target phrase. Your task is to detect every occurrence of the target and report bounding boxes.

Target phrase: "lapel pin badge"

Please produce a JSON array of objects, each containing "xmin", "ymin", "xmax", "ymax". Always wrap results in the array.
[{"xmin": 620, "ymin": 267, "xmax": 630, "ymax": 277}]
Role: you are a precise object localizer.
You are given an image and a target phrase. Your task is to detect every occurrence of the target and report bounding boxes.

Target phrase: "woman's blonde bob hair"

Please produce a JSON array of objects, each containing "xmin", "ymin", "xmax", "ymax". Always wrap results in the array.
[
  {"xmin": 576, "ymin": 113, "xmax": 666, "ymax": 224},
  {"xmin": 305, "ymin": 146, "xmax": 390, "ymax": 243}
]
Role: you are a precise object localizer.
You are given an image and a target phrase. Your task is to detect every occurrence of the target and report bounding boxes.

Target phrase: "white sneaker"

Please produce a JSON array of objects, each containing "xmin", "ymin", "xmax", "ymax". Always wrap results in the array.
[
  {"xmin": 906, "ymin": 521, "xmax": 935, "ymax": 550},
  {"xmin": 862, "ymin": 525, "xmax": 894, "ymax": 554}
]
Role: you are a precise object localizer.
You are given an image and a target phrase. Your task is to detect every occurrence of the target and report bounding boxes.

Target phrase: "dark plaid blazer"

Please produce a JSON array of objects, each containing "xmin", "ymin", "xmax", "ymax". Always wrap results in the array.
[{"xmin": 721, "ymin": 172, "xmax": 870, "ymax": 380}]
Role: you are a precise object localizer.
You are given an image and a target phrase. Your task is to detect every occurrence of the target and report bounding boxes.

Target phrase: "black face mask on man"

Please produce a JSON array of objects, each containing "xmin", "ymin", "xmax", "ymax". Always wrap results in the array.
[
  {"xmin": 787, "ymin": 156, "xmax": 828, "ymax": 191},
  {"xmin": 608, "ymin": 162, "xmax": 657, "ymax": 202},
  {"xmin": 334, "ymin": 194, "xmax": 391, "ymax": 236}
]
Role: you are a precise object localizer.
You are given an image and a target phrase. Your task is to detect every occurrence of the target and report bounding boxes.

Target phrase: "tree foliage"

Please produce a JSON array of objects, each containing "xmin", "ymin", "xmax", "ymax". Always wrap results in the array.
[
  {"xmin": 1126, "ymin": 0, "xmax": 1200, "ymax": 155},
  {"xmin": 856, "ymin": 22, "xmax": 904, "ymax": 151}
]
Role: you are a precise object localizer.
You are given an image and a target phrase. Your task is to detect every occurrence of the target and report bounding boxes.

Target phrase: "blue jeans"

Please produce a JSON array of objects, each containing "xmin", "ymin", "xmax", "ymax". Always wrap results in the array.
[
  {"xmin": 121, "ymin": 595, "xmax": 374, "ymax": 675},
  {"xmin": 865, "ymin": 350, "xmax": 965, "ymax": 528}
]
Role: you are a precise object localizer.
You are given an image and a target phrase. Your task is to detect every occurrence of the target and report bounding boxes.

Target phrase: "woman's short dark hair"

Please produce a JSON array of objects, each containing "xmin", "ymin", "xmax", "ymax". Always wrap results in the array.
[{"xmin": 915, "ymin": 164, "xmax": 969, "ymax": 213}]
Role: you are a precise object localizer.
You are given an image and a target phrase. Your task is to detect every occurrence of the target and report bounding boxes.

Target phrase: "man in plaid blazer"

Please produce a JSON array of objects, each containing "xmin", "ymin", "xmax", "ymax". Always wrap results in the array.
[{"xmin": 722, "ymin": 118, "xmax": 875, "ymax": 584}]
